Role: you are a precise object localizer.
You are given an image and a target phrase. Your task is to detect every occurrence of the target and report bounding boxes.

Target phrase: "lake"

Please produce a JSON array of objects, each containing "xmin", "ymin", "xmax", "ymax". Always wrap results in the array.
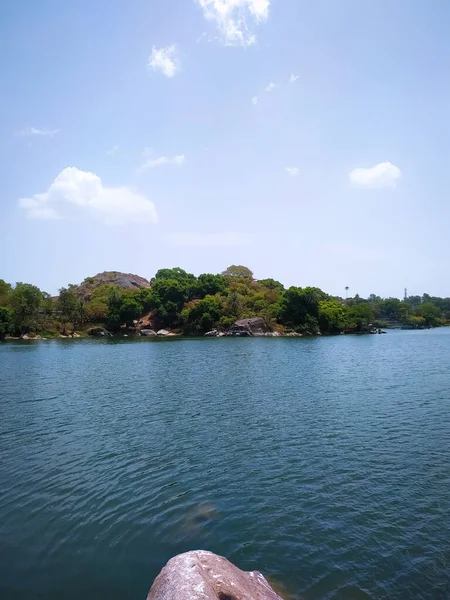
[{"xmin": 0, "ymin": 331, "xmax": 449, "ymax": 600}]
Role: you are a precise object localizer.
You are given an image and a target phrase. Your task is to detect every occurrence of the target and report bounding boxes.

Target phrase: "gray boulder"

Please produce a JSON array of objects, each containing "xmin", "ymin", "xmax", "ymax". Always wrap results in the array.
[
  {"xmin": 140, "ymin": 329, "xmax": 157, "ymax": 337},
  {"xmin": 147, "ymin": 550, "xmax": 283, "ymax": 600},
  {"xmin": 226, "ymin": 317, "xmax": 270, "ymax": 337},
  {"xmin": 87, "ymin": 327, "xmax": 112, "ymax": 337}
]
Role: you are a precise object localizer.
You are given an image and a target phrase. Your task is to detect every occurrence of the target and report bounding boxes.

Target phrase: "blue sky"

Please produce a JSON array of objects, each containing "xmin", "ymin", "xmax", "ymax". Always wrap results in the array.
[{"xmin": 1, "ymin": 0, "xmax": 450, "ymax": 297}]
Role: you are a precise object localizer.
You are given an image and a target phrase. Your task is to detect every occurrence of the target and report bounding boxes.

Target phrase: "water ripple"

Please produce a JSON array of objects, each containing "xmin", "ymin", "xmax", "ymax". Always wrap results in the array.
[{"xmin": 0, "ymin": 333, "xmax": 450, "ymax": 599}]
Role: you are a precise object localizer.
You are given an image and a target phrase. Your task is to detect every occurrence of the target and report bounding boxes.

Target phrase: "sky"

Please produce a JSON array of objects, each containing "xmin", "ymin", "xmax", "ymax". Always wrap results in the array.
[{"xmin": 1, "ymin": 0, "xmax": 450, "ymax": 298}]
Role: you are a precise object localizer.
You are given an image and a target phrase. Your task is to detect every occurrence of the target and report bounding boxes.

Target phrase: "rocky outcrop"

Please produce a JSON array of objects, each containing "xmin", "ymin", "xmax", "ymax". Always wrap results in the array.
[
  {"xmin": 147, "ymin": 550, "xmax": 283, "ymax": 600},
  {"xmin": 226, "ymin": 317, "xmax": 270, "ymax": 337},
  {"xmin": 77, "ymin": 271, "xmax": 151, "ymax": 301},
  {"xmin": 87, "ymin": 327, "xmax": 112, "ymax": 337},
  {"xmin": 140, "ymin": 329, "xmax": 157, "ymax": 337}
]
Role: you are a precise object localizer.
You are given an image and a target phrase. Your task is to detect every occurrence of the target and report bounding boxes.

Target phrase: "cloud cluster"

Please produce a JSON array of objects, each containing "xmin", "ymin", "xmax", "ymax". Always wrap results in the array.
[
  {"xmin": 18, "ymin": 127, "xmax": 60, "ymax": 137},
  {"xmin": 196, "ymin": 0, "xmax": 270, "ymax": 47},
  {"xmin": 349, "ymin": 162, "xmax": 402, "ymax": 189},
  {"xmin": 286, "ymin": 167, "xmax": 299, "ymax": 176},
  {"xmin": 19, "ymin": 167, "xmax": 158, "ymax": 225},
  {"xmin": 149, "ymin": 46, "xmax": 179, "ymax": 77},
  {"xmin": 139, "ymin": 152, "xmax": 185, "ymax": 171}
]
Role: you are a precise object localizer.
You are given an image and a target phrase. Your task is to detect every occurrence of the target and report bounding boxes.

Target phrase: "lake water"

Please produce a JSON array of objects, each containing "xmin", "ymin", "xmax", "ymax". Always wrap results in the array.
[{"xmin": 1, "ymin": 331, "xmax": 449, "ymax": 600}]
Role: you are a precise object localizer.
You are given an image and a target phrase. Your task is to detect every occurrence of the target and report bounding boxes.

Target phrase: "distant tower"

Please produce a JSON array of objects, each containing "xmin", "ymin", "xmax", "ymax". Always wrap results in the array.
[
  {"xmin": 404, "ymin": 288, "xmax": 408, "ymax": 301},
  {"xmin": 345, "ymin": 286, "xmax": 349, "ymax": 300}
]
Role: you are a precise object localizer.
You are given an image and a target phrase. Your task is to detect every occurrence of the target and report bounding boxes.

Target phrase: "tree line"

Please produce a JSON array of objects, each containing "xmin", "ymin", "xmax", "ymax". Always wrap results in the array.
[{"xmin": 1, "ymin": 266, "xmax": 449, "ymax": 339}]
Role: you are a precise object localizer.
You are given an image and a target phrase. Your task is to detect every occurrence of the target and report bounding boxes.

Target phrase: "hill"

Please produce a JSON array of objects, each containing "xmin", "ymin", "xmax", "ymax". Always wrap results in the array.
[{"xmin": 77, "ymin": 271, "xmax": 151, "ymax": 300}]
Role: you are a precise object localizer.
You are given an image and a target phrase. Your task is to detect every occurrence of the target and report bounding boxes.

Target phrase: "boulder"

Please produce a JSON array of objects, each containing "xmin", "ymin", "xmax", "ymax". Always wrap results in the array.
[
  {"xmin": 157, "ymin": 329, "xmax": 170, "ymax": 336},
  {"xmin": 226, "ymin": 317, "xmax": 270, "ymax": 337},
  {"xmin": 140, "ymin": 329, "xmax": 157, "ymax": 337},
  {"xmin": 147, "ymin": 550, "xmax": 283, "ymax": 600},
  {"xmin": 87, "ymin": 327, "xmax": 112, "ymax": 337},
  {"xmin": 72, "ymin": 333, "xmax": 81, "ymax": 338},
  {"xmin": 204, "ymin": 330, "xmax": 219, "ymax": 337}
]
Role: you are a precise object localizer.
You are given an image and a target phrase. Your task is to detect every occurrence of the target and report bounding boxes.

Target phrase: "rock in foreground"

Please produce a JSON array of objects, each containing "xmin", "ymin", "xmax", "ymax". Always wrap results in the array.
[{"xmin": 147, "ymin": 550, "xmax": 283, "ymax": 600}]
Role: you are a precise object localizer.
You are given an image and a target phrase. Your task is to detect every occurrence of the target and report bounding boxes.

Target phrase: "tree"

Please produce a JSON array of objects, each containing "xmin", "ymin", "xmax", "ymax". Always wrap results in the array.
[
  {"xmin": 0, "ymin": 306, "xmax": 11, "ymax": 339},
  {"xmin": 151, "ymin": 268, "xmax": 196, "ymax": 286},
  {"xmin": 58, "ymin": 285, "xmax": 79, "ymax": 332},
  {"xmin": 222, "ymin": 265, "xmax": 253, "ymax": 279},
  {"xmin": 258, "ymin": 278, "xmax": 285, "ymax": 292},
  {"xmin": 416, "ymin": 302, "xmax": 440, "ymax": 326},
  {"xmin": 120, "ymin": 296, "xmax": 143, "ymax": 328},
  {"xmin": 0, "ymin": 280, "xmax": 11, "ymax": 306},
  {"xmin": 280, "ymin": 286, "xmax": 328, "ymax": 330},
  {"xmin": 378, "ymin": 298, "xmax": 407, "ymax": 321},
  {"xmin": 226, "ymin": 291, "xmax": 243, "ymax": 318},
  {"xmin": 10, "ymin": 283, "xmax": 43, "ymax": 334},
  {"xmin": 194, "ymin": 274, "xmax": 227, "ymax": 298},
  {"xmin": 349, "ymin": 303, "xmax": 374, "ymax": 330},
  {"xmin": 149, "ymin": 279, "xmax": 188, "ymax": 327},
  {"xmin": 182, "ymin": 296, "xmax": 222, "ymax": 334},
  {"xmin": 319, "ymin": 300, "xmax": 350, "ymax": 333},
  {"xmin": 106, "ymin": 286, "xmax": 123, "ymax": 331}
]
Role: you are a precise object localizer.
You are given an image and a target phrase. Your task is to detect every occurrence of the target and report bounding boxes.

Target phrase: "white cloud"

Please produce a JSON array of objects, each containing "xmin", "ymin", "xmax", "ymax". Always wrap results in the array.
[
  {"xmin": 265, "ymin": 82, "xmax": 276, "ymax": 92},
  {"xmin": 289, "ymin": 74, "xmax": 298, "ymax": 84},
  {"xmin": 148, "ymin": 45, "xmax": 179, "ymax": 77},
  {"xmin": 286, "ymin": 167, "xmax": 299, "ymax": 176},
  {"xmin": 349, "ymin": 161, "xmax": 401, "ymax": 189},
  {"xmin": 251, "ymin": 96, "xmax": 259, "ymax": 105},
  {"xmin": 18, "ymin": 127, "xmax": 60, "ymax": 137},
  {"xmin": 139, "ymin": 152, "xmax": 185, "ymax": 171},
  {"xmin": 19, "ymin": 167, "xmax": 158, "ymax": 225},
  {"xmin": 165, "ymin": 231, "xmax": 247, "ymax": 247},
  {"xmin": 107, "ymin": 144, "xmax": 119, "ymax": 155},
  {"xmin": 196, "ymin": 0, "xmax": 270, "ymax": 47}
]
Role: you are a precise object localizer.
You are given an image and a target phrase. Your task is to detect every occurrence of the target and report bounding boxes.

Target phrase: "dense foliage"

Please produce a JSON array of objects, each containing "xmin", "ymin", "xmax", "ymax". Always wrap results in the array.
[{"xmin": 1, "ymin": 267, "xmax": 449, "ymax": 338}]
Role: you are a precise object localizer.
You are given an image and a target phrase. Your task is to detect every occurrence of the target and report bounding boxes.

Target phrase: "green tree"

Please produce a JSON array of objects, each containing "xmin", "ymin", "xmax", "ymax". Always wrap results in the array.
[
  {"xmin": 10, "ymin": 283, "xmax": 43, "ymax": 334},
  {"xmin": 319, "ymin": 300, "xmax": 350, "ymax": 333},
  {"xmin": 222, "ymin": 265, "xmax": 253, "ymax": 279},
  {"xmin": 182, "ymin": 296, "xmax": 222, "ymax": 334},
  {"xmin": 194, "ymin": 274, "xmax": 227, "ymax": 298},
  {"xmin": 58, "ymin": 285, "xmax": 79, "ymax": 332},
  {"xmin": 149, "ymin": 279, "xmax": 188, "ymax": 327},
  {"xmin": 151, "ymin": 268, "xmax": 196, "ymax": 286},
  {"xmin": 0, "ymin": 306, "xmax": 11, "ymax": 339},
  {"xmin": 349, "ymin": 303, "xmax": 374, "ymax": 330},
  {"xmin": 280, "ymin": 287, "xmax": 327, "ymax": 330},
  {"xmin": 226, "ymin": 290, "xmax": 243, "ymax": 318},
  {"xmin": 106, "ymin": 286, "xmax": 123, "ymax": 331},
  {"xmin": 0, "ymin": 280, "xmax": 11, "ymax": 306},
  {"xmin": 258, "ymin": 278, "xmax": 285, "ymax": 291},
  {"xmin": 120, "ymin": 296, "xmax": 143, "ymax": 328},
  {"xmin": 416, "ymin": 302, "xmax": 440, "ymax": 326}
]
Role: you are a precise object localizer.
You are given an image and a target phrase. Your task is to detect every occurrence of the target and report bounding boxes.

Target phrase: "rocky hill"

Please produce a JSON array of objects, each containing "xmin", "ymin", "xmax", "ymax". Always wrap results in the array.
[{"xmin": 77, "ymin": 271, "xmax": 151, "ymax": 300}]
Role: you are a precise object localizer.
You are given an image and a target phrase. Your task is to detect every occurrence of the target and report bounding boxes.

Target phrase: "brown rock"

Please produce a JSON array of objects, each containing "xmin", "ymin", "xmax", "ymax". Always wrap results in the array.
[{"xmin": 147, "ymin": 550, "xmax": 284, "ymax": 600}]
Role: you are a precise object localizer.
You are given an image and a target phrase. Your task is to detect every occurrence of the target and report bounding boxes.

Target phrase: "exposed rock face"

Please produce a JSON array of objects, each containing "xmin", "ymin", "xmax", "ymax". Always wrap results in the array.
[
  {"xmin": 87, "ymin": 327, "xmax": 112, "ymax": 337},
  {"xmin": 140, "ymin": 329, "xmax": 157, "ymax": 337},
  {"xmin": 226, "ymin": 317, "xmax": 270, "ymax": 337},
  {"xmin": 147, "ymin": 550, "xmax": 283, "ymax": 600},
  {"xmin": 77, "ymin": 272, "xmax": 151, "ymax": 301}
]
